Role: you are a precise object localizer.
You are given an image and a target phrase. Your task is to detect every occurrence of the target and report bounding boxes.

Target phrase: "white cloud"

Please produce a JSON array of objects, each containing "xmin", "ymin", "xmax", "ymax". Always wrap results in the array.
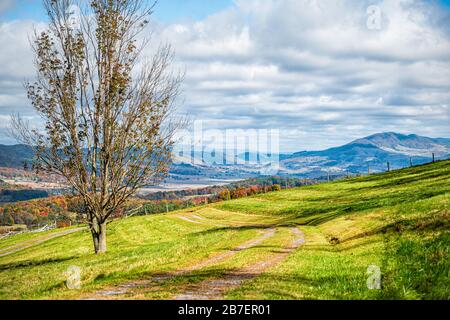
[
  {"xmin": 156, "ymin": 0, "xmax": 450, "ymax": 150},
  {"xmin": 0, "ymin": 0, "xmax": 450, "ymax": 150}
]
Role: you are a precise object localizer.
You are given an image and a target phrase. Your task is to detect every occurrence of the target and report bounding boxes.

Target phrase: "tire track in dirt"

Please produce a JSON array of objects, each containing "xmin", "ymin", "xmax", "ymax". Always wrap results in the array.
[
  {"xmin": 156, "ymin": 228, "xmax": 276, "ymax": 279},
  {"xmin": 175, "ymin": 215, "xmax": 203, "ymax": 224},
  {"xmin": 84, "ymin": 228, "xmax": 276, "ymax": 300},
  {"xmin": 174, "ymin": 214, "xmax": 227, "ymax": 227},
  {"xmin": 174, "ymin": 227, "xmax": 305, "ymax": 300}
]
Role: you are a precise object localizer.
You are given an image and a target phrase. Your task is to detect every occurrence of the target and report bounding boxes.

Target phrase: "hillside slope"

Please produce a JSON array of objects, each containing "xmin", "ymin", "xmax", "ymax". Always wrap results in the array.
[
  {"xmin": 0, "ymin": 145, "xmax": 34, "ymax": 168},
  {"xmin": 0, "ymin": 160, "xmax": 448, "ymax": 300},
  {"xmin": 281, "ymin": 133, "xmax": 450, "ymax": 177}
]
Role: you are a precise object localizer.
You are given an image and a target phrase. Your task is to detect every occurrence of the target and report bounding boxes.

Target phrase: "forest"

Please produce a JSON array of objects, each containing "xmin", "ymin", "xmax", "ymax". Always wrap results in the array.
[{"xmin": 0, "ymin": 176, "xmax": 307, "ymax": 230}]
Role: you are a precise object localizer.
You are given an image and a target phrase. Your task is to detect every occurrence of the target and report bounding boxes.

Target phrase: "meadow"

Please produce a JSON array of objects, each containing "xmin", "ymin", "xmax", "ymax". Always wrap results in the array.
[{"xmin": 0, "ymin": 160, "xmax": 448, "ymax": 300}]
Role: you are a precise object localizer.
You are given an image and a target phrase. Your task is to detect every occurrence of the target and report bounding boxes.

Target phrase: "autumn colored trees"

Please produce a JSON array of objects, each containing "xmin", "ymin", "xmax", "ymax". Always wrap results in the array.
[{"xmin": 0, "ymin": 196, "xmax": 74, "ymax": 227}]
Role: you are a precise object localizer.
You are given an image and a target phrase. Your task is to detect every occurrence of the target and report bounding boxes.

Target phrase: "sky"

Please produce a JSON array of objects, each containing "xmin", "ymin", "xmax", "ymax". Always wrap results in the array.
[
  {"xmin": 0, "ymin": 0, "xmax": 449, "ymax": 152},
  {"xmin": 0, "ymin": 0, "xmax": 234, "ymax": 22}
]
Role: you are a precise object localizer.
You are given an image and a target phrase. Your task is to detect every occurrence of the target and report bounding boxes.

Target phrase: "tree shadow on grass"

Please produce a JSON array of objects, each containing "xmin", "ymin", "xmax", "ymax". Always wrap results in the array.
[
  {"xmin": 285, "ymin": 186, "xmax": 449, "ymax": 227},
  {"xmin": 352, "ymin": 174, "xmax": 450, "ymax": 194},
  {"xmin": 187, "ymin": 216, "xmax": 303, "ymax": 238},
  {"xmin": 130, "ymin": 269, "xmax": 370, "ymax": 300},
  {"xmin": 337, "ymin": 212, "xmax": 450, "ymax": 247},
  {"xmin": 82, "ymin": 266, "xmax": 379, "ymax": 300},
  {"xmin": 0, "ymin": 256, "xmax": 77, "ymax": 271},
  {"xmin": 228, "ymin": 274, "xmax": 373, "ymax": 300},
  {"xmin": 189, "ymin": 225, "xmax": 276, "ymax": 237}
]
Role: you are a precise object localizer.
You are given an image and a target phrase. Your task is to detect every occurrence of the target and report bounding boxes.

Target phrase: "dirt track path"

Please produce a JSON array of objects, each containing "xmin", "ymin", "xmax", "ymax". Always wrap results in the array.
[
  {"xmin": 84, "ymin": 226, "xmax": 305, "ymax": 300},
  {"xmin": 84, "ymin": 228, "xmax": 277, "ymax": 299},
  {"xmin": 0, "ymin": 227, "xmax": 87, "ymax": 258},
  {"xmin": 174, "ymin": 227, "xmax": 305, "ymax": 300},
  {"xmin": 174, "ymin": 214, "xmax": 228, "ymax": 227}
]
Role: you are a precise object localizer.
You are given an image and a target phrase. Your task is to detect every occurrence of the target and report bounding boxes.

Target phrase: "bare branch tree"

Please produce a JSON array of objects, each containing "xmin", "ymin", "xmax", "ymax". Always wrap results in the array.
[{"xmin": 10, "ymin": 0, "xmax": 184, "ymax": 254}]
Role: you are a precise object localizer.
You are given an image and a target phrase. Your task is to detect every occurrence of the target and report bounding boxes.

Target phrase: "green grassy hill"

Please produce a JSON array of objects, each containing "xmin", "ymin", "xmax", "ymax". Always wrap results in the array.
[{"xmin": 0, "ymin": 160, "xmax": 449, "ymax": 300}]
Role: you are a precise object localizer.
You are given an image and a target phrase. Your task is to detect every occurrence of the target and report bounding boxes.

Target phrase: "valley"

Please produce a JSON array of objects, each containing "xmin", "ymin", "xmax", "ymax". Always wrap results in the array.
[{"xmin": 2, "ymin": 132, "xmax": 449, "ymax": 183}]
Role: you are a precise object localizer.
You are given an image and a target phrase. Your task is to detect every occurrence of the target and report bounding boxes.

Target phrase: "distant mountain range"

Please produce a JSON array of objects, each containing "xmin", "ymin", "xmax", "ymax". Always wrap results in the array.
[
  {"xmin": 278, "ymin": 132, "xmax": 450, "ymax": 178},
  {"xmin": 0, "ymin": 144, "xmax": 34, "ymax": 168},
  {"xmin": 1, "ymin": 132, "xmax": 449, "ymax": 179}
]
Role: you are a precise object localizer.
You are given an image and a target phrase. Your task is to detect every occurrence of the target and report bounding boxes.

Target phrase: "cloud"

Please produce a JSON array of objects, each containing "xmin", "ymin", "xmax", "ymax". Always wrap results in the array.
[
  {"xmin": 153, "ymin": 0, "xmax": 450, "ymax": 150},
  {"xmin": 0, "ymin": 0, "xmax": 14, "ymax": 15},
  {"xmin": 0, "ymin": 0, "xmax": 450, "ymax": 150},
  {"xmin": 0, "ymin": 20, "xmax": 46, "ymax": 135}
]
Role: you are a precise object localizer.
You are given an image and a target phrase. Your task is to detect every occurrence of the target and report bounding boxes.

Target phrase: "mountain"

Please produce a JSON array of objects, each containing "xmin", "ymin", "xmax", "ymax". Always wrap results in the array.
[
  {"xmin": 352, "ymin": 132, "xmax": 450, "ymax": 157},
  {"xmin": 281, "ymin": 133, "xmax": 450, "ymax": 177},
  {"xmin": 1, "ymin": 133, "xmax": 449, "ymax": 179},
  {"xmin": 0, "ymin": 144, "xmax": 34, "ymax": 169}
]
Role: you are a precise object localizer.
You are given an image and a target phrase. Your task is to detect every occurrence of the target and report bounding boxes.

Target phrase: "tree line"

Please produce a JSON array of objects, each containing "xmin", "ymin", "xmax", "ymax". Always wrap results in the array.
[
  {"xmin": 141, "ymin": 176, "xmax": 314, "ymax": 201},
  {"xmin": 0, "ymin": 176, "xmax": 313, "ymax": 229}
]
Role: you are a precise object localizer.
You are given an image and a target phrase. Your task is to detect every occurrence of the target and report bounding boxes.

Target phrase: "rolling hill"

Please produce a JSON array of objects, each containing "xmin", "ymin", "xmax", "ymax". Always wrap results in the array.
[
  {"xmin": 172, "ymin": 132, "xmax": 450, "ymax": 178},
  {"xmin": 0, "ymin": 159, "xmax": 448, "ymax": 300},
  {"xmin": 280, "ymin": 132, "xmax": 450, "ymax": 177},
  {"xmin": 1, "ymin": 133, "xmax": 450, "ymax": 180},
  {"xmin": 0, "ymin": 144, "xmax": 34, "ymax": 169}
]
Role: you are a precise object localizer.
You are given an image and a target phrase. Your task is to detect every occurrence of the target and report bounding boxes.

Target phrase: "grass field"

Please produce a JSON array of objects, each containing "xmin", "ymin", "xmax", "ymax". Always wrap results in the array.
[{"xmin": 0, "ymin": 160, "xmax": 449, "ymax": 300}]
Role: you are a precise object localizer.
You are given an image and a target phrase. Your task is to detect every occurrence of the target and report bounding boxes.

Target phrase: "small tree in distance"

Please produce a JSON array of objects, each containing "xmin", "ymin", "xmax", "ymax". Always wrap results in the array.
[
  {"xmin": 272, "ymin": 184, "xmax": 281, "ymax": 192},
  {"xmin": 11, "ymin": 0, "xmax": 184, "ymax": 254}
]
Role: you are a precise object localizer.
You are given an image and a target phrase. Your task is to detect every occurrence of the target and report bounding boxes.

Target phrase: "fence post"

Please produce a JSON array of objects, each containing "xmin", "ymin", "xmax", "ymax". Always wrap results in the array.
[
  {"xmin": 387, "ymin": 161, "xmax": 390, "ymax": 172},
  {"xmin": 432, "ymin": 153, "xmax": 435, "ymax": 163}
]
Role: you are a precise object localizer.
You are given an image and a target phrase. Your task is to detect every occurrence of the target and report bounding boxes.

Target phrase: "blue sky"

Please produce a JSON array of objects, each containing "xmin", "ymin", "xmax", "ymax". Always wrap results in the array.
[
  {"xmin": 1, "ymin": 0, "xmax": 450, "ymax": 22},
  {"xmin": 0, "ymin": 0, "xmax": 234, "ymax": 22}
]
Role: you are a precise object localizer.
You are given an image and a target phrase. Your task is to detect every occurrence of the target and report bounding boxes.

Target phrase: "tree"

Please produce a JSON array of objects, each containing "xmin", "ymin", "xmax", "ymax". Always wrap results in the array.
[
  {"xmin": 1, "ymin": 208, "xmax": 14, "ymax": 226},
  {"xmin": 11, "ymin": 0, "xmax": 183, "ymax": 254},
  {"xmin": 219, "ymin": 189, "xmax": 231, "ymax": 201}
]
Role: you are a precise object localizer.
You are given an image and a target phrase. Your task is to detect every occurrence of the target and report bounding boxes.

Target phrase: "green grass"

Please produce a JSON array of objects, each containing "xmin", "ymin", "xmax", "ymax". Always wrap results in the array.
[
  {"xmin": 226, "ymin": 226, "xmax": 384, "ymax": 300},
  {"xmin": 221, "ymin": 161, "xmax": 450, "ymax": 300},
  {"xmin": 0, "ymin": 227, "xmax": 79, "ymax": 252},
  {"xmin": 131, "ymin": 226, "xmax": 295, "ymax": 300},
  {"xmin": 0, "ymin": 160, "xmax": 449, "ymax": 300},
  {"xmin": 0, "ymin": 215, "xmax": 263, "ymax": 299}
]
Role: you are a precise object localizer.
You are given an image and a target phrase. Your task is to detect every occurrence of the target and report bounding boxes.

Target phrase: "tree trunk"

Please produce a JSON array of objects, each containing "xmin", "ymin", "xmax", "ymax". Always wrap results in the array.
[{"xmin": 91, "ymin": 221, "xmax": 107, "ymax": 254}]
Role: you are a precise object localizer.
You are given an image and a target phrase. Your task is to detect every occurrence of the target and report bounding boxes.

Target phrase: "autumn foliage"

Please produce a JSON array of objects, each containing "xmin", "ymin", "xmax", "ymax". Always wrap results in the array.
[{"xmin": 0, "ymin": 196, "xmax": 74, "ymax": 227}]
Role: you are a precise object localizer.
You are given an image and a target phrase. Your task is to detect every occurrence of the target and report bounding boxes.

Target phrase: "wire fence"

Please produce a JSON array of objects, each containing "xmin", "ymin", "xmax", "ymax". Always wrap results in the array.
[{"xmin": 0, "ymin": 222, "xmax": 57, "ymax": 240}]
